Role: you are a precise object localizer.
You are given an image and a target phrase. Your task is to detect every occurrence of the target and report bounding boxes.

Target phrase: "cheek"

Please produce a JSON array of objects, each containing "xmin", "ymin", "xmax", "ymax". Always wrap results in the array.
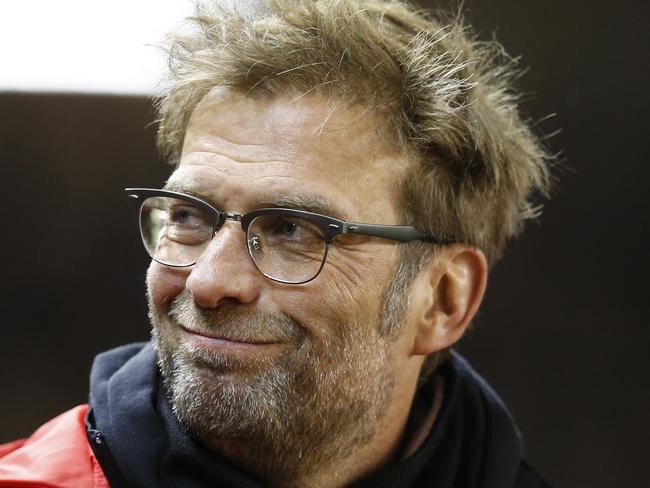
[
  {"xmin": 319, "ymin": 250, "xmax": 396, "ymax": 316},
  {"xmin": 147, "ymin": 261, "xmax": 188, "ymax": 310},
  {"xmin": 278, "ymin": 273, "xmax": 385, "ymax": 342}
]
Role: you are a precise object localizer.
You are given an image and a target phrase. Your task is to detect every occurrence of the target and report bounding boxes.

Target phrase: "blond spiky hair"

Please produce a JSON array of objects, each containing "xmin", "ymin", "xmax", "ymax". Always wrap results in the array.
[{"xmin": 155, "ymin": 0, "xmax": 552, "ymax": 266}]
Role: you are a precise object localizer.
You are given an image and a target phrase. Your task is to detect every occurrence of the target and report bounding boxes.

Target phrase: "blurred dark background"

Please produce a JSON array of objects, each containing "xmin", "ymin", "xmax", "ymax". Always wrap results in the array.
[{"xmin": 1, "ymin": 1, "xmax": 648, "ymax": 487}]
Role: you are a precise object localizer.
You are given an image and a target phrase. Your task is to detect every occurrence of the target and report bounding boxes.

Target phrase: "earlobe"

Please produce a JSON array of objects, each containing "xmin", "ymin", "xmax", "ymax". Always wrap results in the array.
[{"xmin": 411, "ymin": 246, "xmax": 488, "ymax": 356}]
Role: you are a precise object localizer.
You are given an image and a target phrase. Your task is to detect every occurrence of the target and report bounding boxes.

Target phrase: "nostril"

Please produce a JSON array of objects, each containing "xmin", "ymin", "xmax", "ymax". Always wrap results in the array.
[{"xmin": 185, "ymin": 245, "xmax": 262, "ymax": 309}]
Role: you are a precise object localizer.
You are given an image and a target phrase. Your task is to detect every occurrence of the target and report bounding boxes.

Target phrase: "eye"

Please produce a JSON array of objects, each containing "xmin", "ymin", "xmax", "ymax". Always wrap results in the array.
[
  {"xmin": 247, "ymin": 213, "xmax": 328, "ymax": 274},
  {"xmin": 167, "ymin": 205, "xmax": 200, "ymax": 226},
  {"xmin": 267, "ymin": 215, "xmax": 320, "ymax": 242},
  {"xmin": 277, "ymin": 220, "xmax": 298, "ymax": 238},
  {"xmin": 164, "ymin": 204, "xmax": 213, "ymax": 244}
]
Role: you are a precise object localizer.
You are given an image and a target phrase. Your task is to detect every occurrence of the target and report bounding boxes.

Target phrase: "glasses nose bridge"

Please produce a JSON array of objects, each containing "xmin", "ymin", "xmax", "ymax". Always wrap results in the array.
[
  {"xmin": 201, "ymin": 210, "xmax": 250, "ymax": 264},
  {"xmin": 212, "ymin": 210, "xmax": 244, "ymax": 233},
  {"xmin": 199, "ymin": 210, "xmax": 251, "ymax": 267}
]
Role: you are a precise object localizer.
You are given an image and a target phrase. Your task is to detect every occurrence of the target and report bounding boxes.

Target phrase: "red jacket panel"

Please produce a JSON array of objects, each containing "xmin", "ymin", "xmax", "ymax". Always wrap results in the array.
[{"xmin": 0, "ymin": 405, "xmax": 109, "ymax": 488}]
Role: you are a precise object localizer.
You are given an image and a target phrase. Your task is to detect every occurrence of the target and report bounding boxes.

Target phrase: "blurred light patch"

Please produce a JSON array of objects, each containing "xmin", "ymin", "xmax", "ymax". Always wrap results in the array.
[{"xmin": 0, "ymin": 0, "xmax": 194, "ymax": 94}]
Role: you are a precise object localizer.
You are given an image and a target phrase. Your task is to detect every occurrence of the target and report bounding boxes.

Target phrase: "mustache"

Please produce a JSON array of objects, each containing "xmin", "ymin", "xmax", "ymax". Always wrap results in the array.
[{"xmin": 167, "ymin": 292, "xmax": 303, "ymax": 344}]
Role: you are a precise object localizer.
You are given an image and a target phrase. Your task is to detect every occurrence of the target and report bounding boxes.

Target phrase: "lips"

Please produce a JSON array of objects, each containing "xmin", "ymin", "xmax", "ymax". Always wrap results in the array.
[
  {"xmin": 178, "ymin": 323, "xmax": 280, "ymax": 345},
  {"xmin": 166, "ymin": 293, "xmax": 303, "ymax": 351}
]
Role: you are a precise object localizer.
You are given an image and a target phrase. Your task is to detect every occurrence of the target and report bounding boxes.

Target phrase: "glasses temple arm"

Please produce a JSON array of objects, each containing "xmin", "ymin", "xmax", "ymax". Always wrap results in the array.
[{"xmin": 342, "ymin": 222, "xmax": 453, "ymax": 244}]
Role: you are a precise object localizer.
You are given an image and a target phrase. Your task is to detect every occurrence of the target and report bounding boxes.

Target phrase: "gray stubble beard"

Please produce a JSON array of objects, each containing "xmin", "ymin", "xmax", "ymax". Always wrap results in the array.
[{"xmin": 149, "ymin": 293, "xmax": 397, "ymax": 485}]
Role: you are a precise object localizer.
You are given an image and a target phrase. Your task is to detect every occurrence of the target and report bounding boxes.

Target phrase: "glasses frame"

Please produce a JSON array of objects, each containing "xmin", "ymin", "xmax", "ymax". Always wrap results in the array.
[{"xmin": 125, "ymin": 187, "xmax": 454, "ymax": 284}]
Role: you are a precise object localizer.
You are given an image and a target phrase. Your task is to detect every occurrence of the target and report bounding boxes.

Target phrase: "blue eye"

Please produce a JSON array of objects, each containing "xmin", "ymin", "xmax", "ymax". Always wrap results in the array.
[
  {"xmin": 279, "ymin": 221, "xmax": 298, "ymax": 237},
  {"xmin": 258, "ymin": 215, "xmax": 323, "ymax": 245},
  {"xmin": 164, "ymin": 204, "xmax": 213, "ymax": 244},
  {"xmin": 269, "ymin": 217, "xmax": 309, "ymax": 242},
  {"xmin": 169, "ymin": 206, "xmax": 200, "ymax": 226}
]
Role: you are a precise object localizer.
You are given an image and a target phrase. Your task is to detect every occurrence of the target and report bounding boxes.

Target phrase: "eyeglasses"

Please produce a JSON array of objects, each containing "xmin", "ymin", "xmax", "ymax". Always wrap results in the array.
[{"xmin": 125, "ymin": 188, "xmax": 453, "ymax": 284}]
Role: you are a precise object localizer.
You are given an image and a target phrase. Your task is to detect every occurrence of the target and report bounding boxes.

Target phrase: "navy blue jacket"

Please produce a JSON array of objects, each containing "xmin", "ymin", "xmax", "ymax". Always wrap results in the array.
[{"xmin": 87, "ymin": 342, "xmax": 549, "ymax": 487}]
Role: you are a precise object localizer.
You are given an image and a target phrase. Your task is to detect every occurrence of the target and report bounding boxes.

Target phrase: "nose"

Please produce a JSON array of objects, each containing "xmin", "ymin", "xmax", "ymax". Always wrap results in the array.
[{"xmin": 185, "ymin": 223, "xmax": 262, "ymax": 308}]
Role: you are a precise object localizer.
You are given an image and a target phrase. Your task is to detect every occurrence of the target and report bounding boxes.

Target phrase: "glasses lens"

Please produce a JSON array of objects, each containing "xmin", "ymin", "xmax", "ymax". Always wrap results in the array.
[
  {"xmin": 247, "ymin": 213, "xmax": 327, "ymax": 283},
  {"xmin": 139, "ymin": 196, "xmax": 213, "ymax": 266}
]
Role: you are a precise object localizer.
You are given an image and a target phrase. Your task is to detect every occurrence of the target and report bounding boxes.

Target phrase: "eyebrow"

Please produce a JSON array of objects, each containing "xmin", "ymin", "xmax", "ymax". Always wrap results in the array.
[
  {"xmin": 162, "ymin": 182, "xmax": 228, "ymax": 212},
  {"xmin": 163, "ymin": 182, "xmax": 205, "ymax": 199},
  {"xmin": 162, "ymin": 182, "xmax": 348, "ymax": 220},
  {"xmin": 257, "ymin": 194, "xmax": 347, "ymax": 220}
]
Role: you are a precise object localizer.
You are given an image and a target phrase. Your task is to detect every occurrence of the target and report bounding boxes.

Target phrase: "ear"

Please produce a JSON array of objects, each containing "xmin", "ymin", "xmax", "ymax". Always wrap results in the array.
[{"xmin": 409, "ymin": 245, "xmax": 488, "ymax": 356}]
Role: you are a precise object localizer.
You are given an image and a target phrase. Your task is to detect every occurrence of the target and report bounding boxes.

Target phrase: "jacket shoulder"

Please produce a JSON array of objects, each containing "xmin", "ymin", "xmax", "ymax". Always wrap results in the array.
[{"xmin": 0, "ymin": 405, "xmax": 109, "ymax": 488}]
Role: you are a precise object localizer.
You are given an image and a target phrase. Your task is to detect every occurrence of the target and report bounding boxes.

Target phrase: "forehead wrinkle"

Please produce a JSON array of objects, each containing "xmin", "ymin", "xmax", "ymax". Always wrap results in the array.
[
  {"xmin": 187, "ymin": 94, "xmax": 318, "ymax": 157},
  {"xmin": 181, "ymin": 135, "xmax": 301, "ymax": 165},
  {"xmin": 179, "ymin": 92, "xmax": 407, "ymax": 223},
  {"xmin": 188, "ymin": 90, "xmax": 394, "ymax": 164}
]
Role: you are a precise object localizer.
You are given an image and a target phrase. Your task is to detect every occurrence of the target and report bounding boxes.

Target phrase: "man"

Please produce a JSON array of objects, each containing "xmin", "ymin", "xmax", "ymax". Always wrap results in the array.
[{"xmin": 0, "ymin": 1, "xmax": 552, "ymax": 487}]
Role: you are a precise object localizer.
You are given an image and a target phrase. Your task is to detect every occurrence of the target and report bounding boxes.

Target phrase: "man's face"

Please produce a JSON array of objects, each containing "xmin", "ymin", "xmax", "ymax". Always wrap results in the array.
[{"xmin": 147, "ymin": 89, "xmax": 417, "ymax": 478}]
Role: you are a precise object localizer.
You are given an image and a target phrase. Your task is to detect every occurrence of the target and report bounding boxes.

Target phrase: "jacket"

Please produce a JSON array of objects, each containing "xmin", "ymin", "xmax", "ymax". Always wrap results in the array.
[
  {"xmin": 0, "ymin": 342, "xmax": 549, "ymax": 487},
  {"xmin": 0, "ymin": 404, "xmax": 107, "ymax": 488}
]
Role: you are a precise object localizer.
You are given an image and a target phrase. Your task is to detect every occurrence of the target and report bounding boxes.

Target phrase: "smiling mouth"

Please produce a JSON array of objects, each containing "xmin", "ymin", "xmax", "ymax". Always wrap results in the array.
[{"xmin": 177, "ymin": 324, "xmax": 286, "ymax": 354}]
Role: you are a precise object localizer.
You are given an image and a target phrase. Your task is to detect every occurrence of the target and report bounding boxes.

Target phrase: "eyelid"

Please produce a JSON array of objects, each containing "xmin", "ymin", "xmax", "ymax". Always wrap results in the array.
[{"xmin": 169, "ymin": 204, "xmax": 210, "ymax": 219}]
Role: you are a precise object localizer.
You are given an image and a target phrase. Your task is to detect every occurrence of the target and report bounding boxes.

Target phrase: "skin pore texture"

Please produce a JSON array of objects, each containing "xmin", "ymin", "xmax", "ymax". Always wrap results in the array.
[{"xmin": 147, "ymin": 88, "xmax": 487, "ymax": 488}]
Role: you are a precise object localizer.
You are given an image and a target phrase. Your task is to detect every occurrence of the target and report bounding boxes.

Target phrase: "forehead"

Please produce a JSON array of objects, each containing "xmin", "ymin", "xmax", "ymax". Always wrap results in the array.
[{"xmin": 172, "ymin": 88, "xmax": 409, "ymax": 222}]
